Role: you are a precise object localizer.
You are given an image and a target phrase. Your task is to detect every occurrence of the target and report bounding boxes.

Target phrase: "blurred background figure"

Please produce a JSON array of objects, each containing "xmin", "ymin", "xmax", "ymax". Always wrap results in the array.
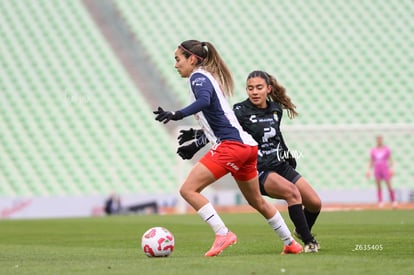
[
  {"xmin": 104, "ymin": 193, "xmax": 159, "ymax": 215},
  {"xmin": 366, "ymin": 135, "xmax": 397, "ymax": 208},
  {"xmin": 104, "ymin": 193, "xmax": 122, "ymax": 215}
]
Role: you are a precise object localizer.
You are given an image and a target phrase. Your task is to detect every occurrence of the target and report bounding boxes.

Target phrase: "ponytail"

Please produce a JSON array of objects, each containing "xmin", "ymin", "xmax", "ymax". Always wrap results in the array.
[
  {"xmin": 247, "ymin": 70, "xmax": 298, "ymax": 118},
  {"xmin": 179, "ymin": 40, "xmax": 234, "ymax": 97}
]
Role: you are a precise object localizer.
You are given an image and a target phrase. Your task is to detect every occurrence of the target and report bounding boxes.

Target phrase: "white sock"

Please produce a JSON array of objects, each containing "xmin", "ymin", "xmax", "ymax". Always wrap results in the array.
[
  {"xmin": 197, "ymin": 203, "xmax": 229, "ymax": 236},
  {"xmin": 267, "ymin": 211, "xmax": 293, "ymax": 246}
]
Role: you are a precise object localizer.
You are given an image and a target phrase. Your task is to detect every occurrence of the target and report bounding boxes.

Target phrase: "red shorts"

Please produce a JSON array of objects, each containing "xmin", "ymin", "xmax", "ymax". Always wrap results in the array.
[{"xmin": 199, "ymin": 140, "xmax": 258, "ymax": 181}]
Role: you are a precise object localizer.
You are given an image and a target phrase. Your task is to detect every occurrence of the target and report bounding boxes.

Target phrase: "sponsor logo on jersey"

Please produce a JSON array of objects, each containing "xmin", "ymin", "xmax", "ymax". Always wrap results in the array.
[
  {"xmin": 249, "ymin": 114, "xmax": 274, "ymax": 123},
  {"xmin": 192, "ymin": 77, "xmax": 207, "ymax": 87},
  {"xmin": 249, "ymin": 115, "xmax": 257, "ymax": 123}
]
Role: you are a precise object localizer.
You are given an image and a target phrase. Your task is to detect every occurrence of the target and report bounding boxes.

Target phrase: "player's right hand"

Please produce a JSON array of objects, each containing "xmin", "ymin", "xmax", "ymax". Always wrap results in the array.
[{"xmin": 153, "ymin": 107, "xmax": 183, "ymax": 124}]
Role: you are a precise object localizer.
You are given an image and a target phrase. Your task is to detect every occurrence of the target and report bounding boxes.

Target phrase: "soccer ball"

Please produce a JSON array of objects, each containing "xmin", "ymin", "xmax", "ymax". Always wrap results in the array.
[{"xmin": 141, "ymin": 227, "xmax": 175, "ymax": 257}]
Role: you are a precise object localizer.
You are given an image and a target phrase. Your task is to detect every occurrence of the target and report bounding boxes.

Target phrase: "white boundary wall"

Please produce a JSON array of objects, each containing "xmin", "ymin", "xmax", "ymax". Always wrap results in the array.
[
  {"xmin": 1, "ymin": 187, "xmax": 412, "ymax": 220},
  {"xmin": 0, "ymin": 193, "xmax": 176, "ymax": 220}
]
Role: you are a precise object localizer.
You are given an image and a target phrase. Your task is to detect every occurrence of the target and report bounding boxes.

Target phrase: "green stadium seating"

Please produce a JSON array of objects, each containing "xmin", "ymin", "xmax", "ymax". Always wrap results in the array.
[
  {"xmin": 0, "ymin": 0, "xmax": 413, "ymax": 198},
  {"xmin": 115, "ymin": 0, "xmax": 413, "ymax": 124},
  {"xmin": 0, "ymin": 0, "xmax": 183, "ymax": 196},
  {"xmin": 115, "ymin": 0, "xmax": 413, "ymax": 191}
]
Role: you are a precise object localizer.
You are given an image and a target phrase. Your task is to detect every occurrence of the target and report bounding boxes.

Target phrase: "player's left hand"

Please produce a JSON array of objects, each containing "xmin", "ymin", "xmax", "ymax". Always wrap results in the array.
[
  {"xmin": 153, "ymin": 107, "xmax": 183, "ymax": 124},
  {"xmin": 177, "ymin": 142, "xmax": 202, "ymax": 160},
  {"xmin": 177, "ymin": 128, "xmax": 204, "ymax": 145}
]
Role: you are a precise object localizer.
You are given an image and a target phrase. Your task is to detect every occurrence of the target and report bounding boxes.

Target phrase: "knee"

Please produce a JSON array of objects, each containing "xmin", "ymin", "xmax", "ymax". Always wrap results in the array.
[
  {"xmin": 314, "ymin": 198, "xmax": 322, "ymax": 212},
  {"xmin": 301, "ymin": 192, "xmax": 322, "ymax": 212},
  {"xmin": 306, "ymin": 197, "xmax": 322, "ymax": 212},
  {"xmin": 285, "ymin": 187, "xmax": 302, "ymax": 205},
  {"xmin": 265, "ymin": 183, "xmax": 302, "ymax": 205},
  {"xmin": 179, "ymin": 185, "xmax": 191, "ymax": 201}
]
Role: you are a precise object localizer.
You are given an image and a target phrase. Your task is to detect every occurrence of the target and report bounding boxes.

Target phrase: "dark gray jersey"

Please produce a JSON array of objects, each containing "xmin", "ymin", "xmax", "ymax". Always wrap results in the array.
[{"xmin": 233, "ymin": 99, "xmax": 289, "ymax": 171}]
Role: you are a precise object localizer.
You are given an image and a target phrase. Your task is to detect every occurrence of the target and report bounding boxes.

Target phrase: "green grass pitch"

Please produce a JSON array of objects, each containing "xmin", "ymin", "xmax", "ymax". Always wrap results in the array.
[{"xmin": 0, "ymin": 210, "xmax": 413, "ymax": 275}]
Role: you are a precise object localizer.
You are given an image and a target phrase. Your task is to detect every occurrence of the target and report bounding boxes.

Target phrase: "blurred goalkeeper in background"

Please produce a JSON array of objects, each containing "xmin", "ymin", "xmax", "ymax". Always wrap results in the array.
[{"xmin": 366, "ymin": 135, "xmax": 397, "ymax": 208}]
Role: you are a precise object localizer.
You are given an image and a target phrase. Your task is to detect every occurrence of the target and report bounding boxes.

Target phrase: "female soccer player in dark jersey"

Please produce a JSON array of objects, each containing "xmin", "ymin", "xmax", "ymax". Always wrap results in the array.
[
  {"xmin": 233, "ymin": 70, "xmax": 321, "ymax": 252},
  {"xmin": 154, "ymin": 41, "xmax": 302, "ymax": 256}
]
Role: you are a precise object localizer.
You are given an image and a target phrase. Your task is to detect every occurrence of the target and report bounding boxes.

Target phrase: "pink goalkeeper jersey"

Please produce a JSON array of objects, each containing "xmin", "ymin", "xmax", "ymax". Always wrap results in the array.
[{"xmin": 370, "ymin": 146, "xmax": 391, "ymax": 170}]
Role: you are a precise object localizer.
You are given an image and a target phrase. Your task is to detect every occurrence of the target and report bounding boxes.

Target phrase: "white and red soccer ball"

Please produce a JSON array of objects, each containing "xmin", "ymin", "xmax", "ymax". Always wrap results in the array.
[{"xmin": 141, "ymin": 227, "xmax": 175, "ymax": 257}]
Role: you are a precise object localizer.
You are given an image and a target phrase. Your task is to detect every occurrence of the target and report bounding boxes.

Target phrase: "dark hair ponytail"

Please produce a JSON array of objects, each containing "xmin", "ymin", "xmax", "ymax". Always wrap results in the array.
[
  {"xmin": 179, "ymin": 40, "xmax": 234, "ymax": 96},
  {"xmin": 247, "ymin": 70, "xmax": 298, "ymax": 118}
]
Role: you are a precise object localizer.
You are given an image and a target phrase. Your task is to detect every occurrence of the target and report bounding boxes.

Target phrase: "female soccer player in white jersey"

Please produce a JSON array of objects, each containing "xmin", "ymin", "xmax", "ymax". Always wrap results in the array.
[{"xmin": 153, "ymin": 40, "xmax": 302, "ymax": 256}]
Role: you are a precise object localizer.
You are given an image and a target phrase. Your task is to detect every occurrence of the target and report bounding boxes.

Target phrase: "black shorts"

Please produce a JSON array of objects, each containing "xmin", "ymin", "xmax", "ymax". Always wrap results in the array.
[{"xmin": 258, "ymin": 161, "xmax": 302, "ymax": 197}]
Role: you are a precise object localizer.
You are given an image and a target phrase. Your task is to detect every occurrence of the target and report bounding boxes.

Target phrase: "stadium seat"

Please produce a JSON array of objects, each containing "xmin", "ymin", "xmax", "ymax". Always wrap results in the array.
[
  {"xmin": 0, "ymin": 0, "xmax": 180, "ymax": 196},
  {"xmin": 1, "ymin": 0, "xmax": 412, "ymax": 197}
]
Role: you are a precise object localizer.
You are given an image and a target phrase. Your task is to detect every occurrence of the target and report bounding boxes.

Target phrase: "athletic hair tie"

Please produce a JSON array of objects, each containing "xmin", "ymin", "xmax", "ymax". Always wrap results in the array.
[{"xmin": 179, "ymin": 44, "xmax": 205, "ymax": 61}]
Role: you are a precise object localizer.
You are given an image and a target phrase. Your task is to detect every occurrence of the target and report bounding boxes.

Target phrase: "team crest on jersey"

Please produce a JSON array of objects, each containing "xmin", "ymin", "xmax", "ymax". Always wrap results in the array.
[
  {"xmin": 192, "ymin": 77, "xmax": 207, "ymax": 87},
  {"xmin": 273, "ymin": 112, "xmax": 278, "ymax": 122}
]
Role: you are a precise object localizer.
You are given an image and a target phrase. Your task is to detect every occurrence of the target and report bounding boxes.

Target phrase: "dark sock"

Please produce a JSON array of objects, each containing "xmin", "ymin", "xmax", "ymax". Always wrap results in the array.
[
  {"xmin": 304, "ymin": 208, "xmax": 320, "ymax": 232},
  {"xmin": 288, "ymin": 204, "xmax": 313, "ymax": 243}
]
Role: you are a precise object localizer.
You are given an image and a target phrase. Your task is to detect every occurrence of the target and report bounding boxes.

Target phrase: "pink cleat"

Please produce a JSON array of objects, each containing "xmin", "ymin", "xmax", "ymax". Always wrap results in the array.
[
  {"xmin": 281, "ymin": 239, "xmax": 303, "ymax": 254},
  {"xmin": 205, "ymin": 231, "xmax": 237, "ymax": 257}
]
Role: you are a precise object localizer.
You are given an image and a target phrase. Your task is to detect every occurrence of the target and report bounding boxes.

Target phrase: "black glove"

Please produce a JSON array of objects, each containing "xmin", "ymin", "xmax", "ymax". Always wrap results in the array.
[
  {"xmin": 153, "ymin": 107, "xmax": 183, "ymax": 124},
  {"xmin": 177, "ymin": 142, "xmax": 202, "ymax": 160},
  {"xmin": 286, "ymin": 152, "xmax": 297, "ymax": 169},
  {"xmin": 176, "ymin": 134, "xmax": 208, "ymax": 160},
  {"xmin": 177, "ymin": 128, "xmax": 204, "ymax": 145}
]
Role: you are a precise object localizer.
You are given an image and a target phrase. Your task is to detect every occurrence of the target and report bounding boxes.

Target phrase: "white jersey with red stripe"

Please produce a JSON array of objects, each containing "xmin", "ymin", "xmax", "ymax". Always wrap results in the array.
[{"xmin": 185, "ymin": 68, "xmax": 257, "ymax": 146}]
